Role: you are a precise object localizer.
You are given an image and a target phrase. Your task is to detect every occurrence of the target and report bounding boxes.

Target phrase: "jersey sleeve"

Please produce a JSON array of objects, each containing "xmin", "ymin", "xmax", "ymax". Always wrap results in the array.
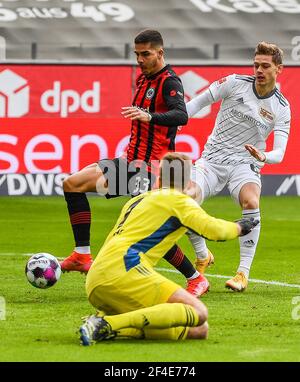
[
  {"xmin": 174, "ymin": 195, "xmax": 239, "ymax": 241},
  {"xmin": 150, "ymin": 76, "xmax": 188, "ymax": 127},
  {"xmin": 263, "ymin": 104, "xmax": 290, "ymax": 164},
  {"xmin": 274, "ymin": 103, "xmax": 291, "ymax": 138},
  {"xmin": 208, "ymin": 74, "xmax": 237, "ymax": 102},
  {"xmin": 264, "ymin": 132, "xmax": 288, "ymax": 164}
]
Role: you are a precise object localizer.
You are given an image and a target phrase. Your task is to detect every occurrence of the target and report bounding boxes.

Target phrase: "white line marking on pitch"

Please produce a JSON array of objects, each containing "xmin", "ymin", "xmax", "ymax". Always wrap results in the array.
[
  {"xmin": 155, "ymin": 267, "xmax": 300, "ymax": 289},
  {"xmin": 2, "ymin": 253, "xmax": 300, "ymax": 289}
]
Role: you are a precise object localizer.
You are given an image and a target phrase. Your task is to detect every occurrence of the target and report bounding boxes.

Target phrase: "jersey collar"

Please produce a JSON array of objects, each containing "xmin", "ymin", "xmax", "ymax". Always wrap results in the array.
[
  {"xmin": 252, "ymin": 81, "xmax": 277, "ymax": 99},
  {"xmin": 146, "ymin": 64, "xmax": 171, "ymax": 80}
]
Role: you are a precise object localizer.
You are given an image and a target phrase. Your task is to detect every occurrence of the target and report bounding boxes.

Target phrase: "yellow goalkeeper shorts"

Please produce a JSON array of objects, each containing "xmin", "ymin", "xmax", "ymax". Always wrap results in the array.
[{"xmin": 87, "ymin": 263, "xmax": 181, "ymax": 315}]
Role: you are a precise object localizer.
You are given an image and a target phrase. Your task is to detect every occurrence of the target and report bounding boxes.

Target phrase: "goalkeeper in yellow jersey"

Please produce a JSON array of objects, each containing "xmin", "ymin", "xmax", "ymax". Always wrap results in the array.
[{"xmin": 79, "ymin": 153, "xmax": 258, "ymax": 345}]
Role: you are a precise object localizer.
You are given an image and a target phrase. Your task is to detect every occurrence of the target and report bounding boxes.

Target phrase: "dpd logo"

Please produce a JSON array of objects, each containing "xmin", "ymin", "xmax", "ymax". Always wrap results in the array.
[
  {"xmin": 0, "ymin": 69, "xmax": 29, "ymax": 117},
  {"xmin": 40, "ymin": 81, "xmax": 100, "ymax": 117}
]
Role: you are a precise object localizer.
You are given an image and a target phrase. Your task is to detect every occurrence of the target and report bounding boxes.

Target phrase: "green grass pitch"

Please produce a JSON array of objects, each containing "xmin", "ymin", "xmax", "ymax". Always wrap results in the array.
[{"xmin": 0, "ymin": 195, "xmax": 299, "ymax": 362}]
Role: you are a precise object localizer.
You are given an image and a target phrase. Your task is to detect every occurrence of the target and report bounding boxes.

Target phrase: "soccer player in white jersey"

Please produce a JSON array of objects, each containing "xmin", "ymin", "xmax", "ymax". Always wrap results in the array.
[{"xmin": 185, "ymin": 42, "xmax": 291, "ymax": 291}]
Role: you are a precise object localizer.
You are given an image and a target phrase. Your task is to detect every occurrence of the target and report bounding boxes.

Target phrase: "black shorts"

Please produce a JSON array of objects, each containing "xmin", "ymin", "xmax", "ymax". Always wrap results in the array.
[{"xmin": 98, "ymin": 158, "xmax": 157, "ymax": 199}]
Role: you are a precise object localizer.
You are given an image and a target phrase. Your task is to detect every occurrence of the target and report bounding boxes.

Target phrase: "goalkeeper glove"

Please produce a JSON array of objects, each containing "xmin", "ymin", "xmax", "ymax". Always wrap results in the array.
[{"xmin": 236, "ymin": 217, "xmax": 259, "ymax": 236}]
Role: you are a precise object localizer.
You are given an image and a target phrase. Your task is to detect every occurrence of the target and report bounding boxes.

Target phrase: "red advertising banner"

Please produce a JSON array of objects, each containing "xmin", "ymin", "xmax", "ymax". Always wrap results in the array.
[
  {"xmin": 0, "ymin": 65, "xmax": 132, "ymax": 118},
  {"xmin": 1, "ymin": 117, "xmax": 298, "ymax": 175},
  {"xmin": 0, "ymin": 64, "xmax": 299, "ymax": 175}
]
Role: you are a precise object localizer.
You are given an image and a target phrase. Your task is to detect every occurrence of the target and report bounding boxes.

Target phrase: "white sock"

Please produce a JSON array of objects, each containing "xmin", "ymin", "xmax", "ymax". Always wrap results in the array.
[
  {"xmin": 75, "ymin": 246, "xmax": 91, "ymax": 255},
  {"xmin": 187, "ymin": 271, "xmax": 201, "ymax": 280},
  {"xmin": 187, "ymin": 231, "xmax": 208, "ymax": 260},
  {"xmin": 238, "ymin": 209, "xmax": 261, "ymax": 278}
]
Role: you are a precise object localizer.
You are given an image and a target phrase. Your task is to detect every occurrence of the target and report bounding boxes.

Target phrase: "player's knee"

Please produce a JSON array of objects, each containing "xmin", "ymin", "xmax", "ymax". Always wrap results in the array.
[
  {"xmin": 200, "ymin": 305, "xmax": 208, "ymax": 324},
  {"xmin": 241, "ymin": 197, "xmax": 259, "ymax": 210},
  {"xmin": 194, "ymin": 302, "xmax": 208, "ymax": 325},
  {"xmin": 94, "ymin": 175, "xmax": 108, "ymax": 196},
  {"xmin": 198, "ymin": 321, "xmax": 209, "ymax": 339},
  {"xmin": 63, "ymin": 174, "xmax": 89, "ymax": 193},
  {"xmin": 168, "ymin": 289, "xmax": 208, "ymax": 324},
  {"xmin": 187, "ymin": 321, "xmax": 209, "ymax": 340},
  {"xmin": 63, "ymin": 175, "xmax": 76, "ymax": 192},
  {"xmin": 185, "ymin": 183, "xmax": 203, "ymax": 204}
]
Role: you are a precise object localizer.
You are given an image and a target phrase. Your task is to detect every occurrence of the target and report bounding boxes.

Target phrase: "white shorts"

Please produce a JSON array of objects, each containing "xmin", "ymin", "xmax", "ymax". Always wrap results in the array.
[{"xmin": 191, "ymin": 158, "xmax": 262, "ymax": 204}]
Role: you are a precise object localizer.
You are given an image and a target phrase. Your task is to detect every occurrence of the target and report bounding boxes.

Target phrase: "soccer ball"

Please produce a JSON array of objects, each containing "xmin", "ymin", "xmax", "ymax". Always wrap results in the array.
[{"xmin": 25, "ymin": 253, "xmax": 61, "ymax": 289}]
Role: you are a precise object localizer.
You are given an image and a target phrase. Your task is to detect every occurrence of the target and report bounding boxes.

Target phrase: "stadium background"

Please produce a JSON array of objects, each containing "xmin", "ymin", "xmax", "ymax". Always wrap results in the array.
[{"xmin": 0, "ymin": 0, "xmax": 300, "ymax": 196}]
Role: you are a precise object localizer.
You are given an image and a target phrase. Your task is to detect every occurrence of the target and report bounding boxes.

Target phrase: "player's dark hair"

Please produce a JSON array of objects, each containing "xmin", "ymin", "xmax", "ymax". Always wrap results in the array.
[
  {"xmin": 255, "ymin": 42, "xmax": 283, "ymax": 65},
  {"xmin": 159, "ymin": 152, "xmax": 191, "ymax": 191},
  {"xmin": 134, "ymin": 30, "xmax": 164, "ymax": 47}
]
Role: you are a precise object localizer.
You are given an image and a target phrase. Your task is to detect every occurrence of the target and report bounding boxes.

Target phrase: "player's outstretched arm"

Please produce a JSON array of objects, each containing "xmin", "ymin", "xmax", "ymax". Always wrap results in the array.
[
  {"xmin": 245, "ymin": 131, "xmax": 289, "ymax": 164},
  {"xmin": 179, "ymin": 199, "xmax": 258, "ymax": 242},
  {"xmin": 186, "ymin": 89, "xmax": 213, "ymax": 117},
  {"xmin": 245, "ymin": 144, "xmax": 266, "ymax": 162}
]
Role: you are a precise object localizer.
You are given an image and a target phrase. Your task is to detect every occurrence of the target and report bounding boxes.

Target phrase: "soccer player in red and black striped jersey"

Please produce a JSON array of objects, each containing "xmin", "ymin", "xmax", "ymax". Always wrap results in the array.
[
  {"xmin": 123, "ymin": 43, "xmax": 186, "ymax": 165},
  {"xmin": 60, "ymin": 30, "xmax": 207, "ymax": 297}
]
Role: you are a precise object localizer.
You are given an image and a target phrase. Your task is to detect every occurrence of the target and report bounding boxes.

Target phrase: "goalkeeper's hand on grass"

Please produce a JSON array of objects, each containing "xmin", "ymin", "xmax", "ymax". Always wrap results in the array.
[{"xmin": 236, "ymin": 217, "xmax": 259, "ymax": 236}]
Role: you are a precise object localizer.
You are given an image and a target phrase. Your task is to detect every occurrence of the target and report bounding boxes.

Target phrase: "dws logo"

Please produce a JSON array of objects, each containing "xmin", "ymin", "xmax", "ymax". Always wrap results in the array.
[{"xmin": 0, "ymin": 69, "xmax": 29, "ymax": 117}]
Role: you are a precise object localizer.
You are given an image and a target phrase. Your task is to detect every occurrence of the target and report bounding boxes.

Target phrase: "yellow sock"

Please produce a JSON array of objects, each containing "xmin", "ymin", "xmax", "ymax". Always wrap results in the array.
[
  {"xmin": 116, "ymin": 327, "xmax": 188, "ymax": 341},
  {"xmin": 144, "ymin": 327, "xmax": 189, "ymax": 340},
  {"xmin": 117, "ymin": 328, "xmax": 144, "ymax": 339},
  {"xmin": 104, "ymin": 303, "xmax": 199, "ymax": 331}
]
